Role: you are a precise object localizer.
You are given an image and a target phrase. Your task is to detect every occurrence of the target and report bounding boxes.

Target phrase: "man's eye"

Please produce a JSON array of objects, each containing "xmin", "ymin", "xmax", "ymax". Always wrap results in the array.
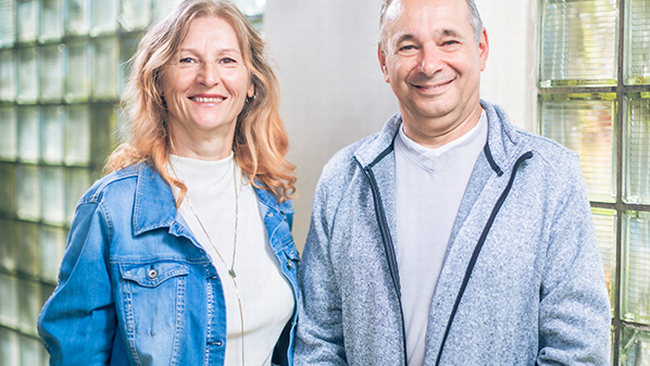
[{"xmin": 400, "ymin": 45, "xmax": 416, "ymax": 51}]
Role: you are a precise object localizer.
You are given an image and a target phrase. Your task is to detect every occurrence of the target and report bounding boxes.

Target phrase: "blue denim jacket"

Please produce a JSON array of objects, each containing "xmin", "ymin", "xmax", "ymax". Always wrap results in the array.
[{"xmin": 37, "ymin": 163, "xmax": 300, "ymax": 366}]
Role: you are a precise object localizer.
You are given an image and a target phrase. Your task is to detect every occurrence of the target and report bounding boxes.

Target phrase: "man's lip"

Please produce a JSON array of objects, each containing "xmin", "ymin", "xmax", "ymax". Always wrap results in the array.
[{"xmin": 411, "ymin": 78, "xmax": 454, "ymax": 91}]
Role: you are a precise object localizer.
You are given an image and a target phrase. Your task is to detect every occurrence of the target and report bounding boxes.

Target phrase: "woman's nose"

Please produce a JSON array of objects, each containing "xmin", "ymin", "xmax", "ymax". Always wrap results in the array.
[{"xmin": 197, "ymin": 62, "xmax": 220, "ymax": 86}]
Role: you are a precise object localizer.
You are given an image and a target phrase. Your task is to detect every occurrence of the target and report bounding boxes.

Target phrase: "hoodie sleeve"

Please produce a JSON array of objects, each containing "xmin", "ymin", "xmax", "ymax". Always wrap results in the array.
[
  {"xmin": 294, "ymin": 179, "xmax": 348, "ymax": 366},
  {"xmin": 537, "ymin": 156, "xmax": 611, "ymax": 365}
]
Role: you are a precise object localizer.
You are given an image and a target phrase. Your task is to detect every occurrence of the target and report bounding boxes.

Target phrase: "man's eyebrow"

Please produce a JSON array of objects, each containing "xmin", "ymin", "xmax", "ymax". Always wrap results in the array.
[{"xmin": 439, "ymin": 28, "xmax": 464, "ymax": 39}]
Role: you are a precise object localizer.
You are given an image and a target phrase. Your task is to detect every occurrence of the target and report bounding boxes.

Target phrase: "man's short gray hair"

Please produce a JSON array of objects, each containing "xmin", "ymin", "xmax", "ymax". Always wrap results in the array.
[{"xmin": 378, "ymin": 0, "xmax": 484, "ymax": 53}]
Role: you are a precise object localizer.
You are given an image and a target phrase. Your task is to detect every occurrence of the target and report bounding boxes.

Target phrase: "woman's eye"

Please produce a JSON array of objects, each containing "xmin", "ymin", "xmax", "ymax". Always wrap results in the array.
[
  {"xmin": 179, "ymin": 57, "xmax": 194, "ymax": 63},
  {"xmin": 221, "ymin": 58, "xmax": 236, "ymax": 64}
]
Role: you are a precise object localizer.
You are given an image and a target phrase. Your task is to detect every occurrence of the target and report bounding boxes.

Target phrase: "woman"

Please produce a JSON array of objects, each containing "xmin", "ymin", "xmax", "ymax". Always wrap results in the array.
[{"xmin": 37, "ymin": 1, "xmax": 299, "ymax": 365}]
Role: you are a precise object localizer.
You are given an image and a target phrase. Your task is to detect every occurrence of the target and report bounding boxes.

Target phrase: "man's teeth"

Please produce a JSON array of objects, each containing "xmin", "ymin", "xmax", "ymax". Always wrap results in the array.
[{"xmin": 192, "ymin": 97, "xmax": 223, "ymax": 103}]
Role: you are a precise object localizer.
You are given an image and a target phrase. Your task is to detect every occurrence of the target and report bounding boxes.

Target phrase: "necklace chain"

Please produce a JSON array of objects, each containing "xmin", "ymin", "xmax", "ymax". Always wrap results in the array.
[{"xmin": 170, "ymin": 156, "xmax": 245, "ymax": 365}]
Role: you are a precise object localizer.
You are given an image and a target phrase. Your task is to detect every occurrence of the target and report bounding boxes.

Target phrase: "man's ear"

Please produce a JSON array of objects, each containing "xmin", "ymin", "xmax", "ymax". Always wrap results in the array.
[
  {"xmin": 479, "ymin": 28, "xmax": 489, "ymax": 72},
  {"xmin": 378, "ymin": 45, "xmax": 390, "ymax": 83}
]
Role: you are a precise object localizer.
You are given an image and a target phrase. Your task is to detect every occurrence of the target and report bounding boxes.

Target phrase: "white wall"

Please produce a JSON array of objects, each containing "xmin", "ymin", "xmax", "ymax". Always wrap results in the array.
[{"xmin": 264, "ymin": 0, "xmax": 537, "ymax": 250}]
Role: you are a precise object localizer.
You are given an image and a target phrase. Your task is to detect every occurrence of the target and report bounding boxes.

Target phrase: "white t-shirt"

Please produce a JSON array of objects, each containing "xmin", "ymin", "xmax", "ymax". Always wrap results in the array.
[
  {"xmin": 168, "ymin": 154, "xmax": 294, "ymax": 366},
  {"xmin": 395, "ymin": 110, "xmax": 488, "ymax": 366}
]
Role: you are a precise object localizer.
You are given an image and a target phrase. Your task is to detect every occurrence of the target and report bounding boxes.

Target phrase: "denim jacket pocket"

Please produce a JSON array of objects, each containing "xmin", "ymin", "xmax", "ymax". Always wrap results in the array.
[{"xmin": 118, "ymin": 261, "xmax": 189, "ymax": 364}]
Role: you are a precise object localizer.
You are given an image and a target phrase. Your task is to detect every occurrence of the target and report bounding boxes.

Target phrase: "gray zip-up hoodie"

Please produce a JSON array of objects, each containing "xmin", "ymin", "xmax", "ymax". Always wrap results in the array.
[{"xmin": 295, "ymin": 101, "xmax": 611, "ymax": 365}]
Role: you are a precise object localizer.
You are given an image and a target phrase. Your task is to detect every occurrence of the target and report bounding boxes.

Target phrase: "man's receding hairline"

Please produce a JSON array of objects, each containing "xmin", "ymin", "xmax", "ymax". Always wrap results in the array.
[{"xmin": 378, "ymin": 0, "xmax": 484, "ymax": 51}]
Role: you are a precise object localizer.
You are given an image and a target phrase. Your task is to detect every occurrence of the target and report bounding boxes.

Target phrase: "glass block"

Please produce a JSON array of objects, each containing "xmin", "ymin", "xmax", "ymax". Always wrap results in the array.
[
  {"xmin": 0, "ymin": 328, "xmax": 20, "ymax": 366},
  {"xmin": 40, "ymin": 0, "xmax": 63, "ymax": 42},
  {"xmin": 592, "ymin": 208, "xmax": 616, "ymax": 310},
  {"xmin": 65, "ymin": 0, "xmax": 89, "ymax": 36},
  {"xmin": 0, "ymin": 49, "xmax": 15, "ymax": 101},
  {"xmin": 40, "ymin": 106, "xmax": 64, "ymax": 164},
  {"xmin": 624, "ymin": 93, "xmax": 650, "ymax": 204},
  {"xmin": 0, "ymin": 219, "xmax": 16, "ymax": 271},
  {"xmin": 114, "ymin": 104, "xmax": 130, "ymax": 145},
  {"xmin": 625, "ymin": 0, "xmax": 650, "ymax": 84},
  {"xmin": 16, "ymin": 165, "xmax": 40, "ymax": 221},
  {"xmin": 18, "ymin": 106, "xmax": 39, "ymax": 163},
  {"xmin": 39, "ymin": 226, "xmax": 65, "ymax": 283},
  {"xmin": 0, "ymin": 164, "xmax": 16, "ymax": 216},
  {"xmin": 0, "ymin": 0, "xmax": 16, "ymax": 46},
  {"xmin": 65, "ymin": 42, "xmax": 89, "ymax": 102},
  {"xmin": 92, "ymin": 38, "xmax": 118, "ymax": 99},
  {"xmin": 41, "ymin": 166, "xmax": 65, "ymax": 225},
  {"xmin": 16, "ymin": 221, "xmax": 39, "ymax": 277},
  {"xmin": 91, "ymin": 103, "xmax": 118, "ymax": 166},
  {"xmin": 64, "ymin": 105, "xmax": 90, "ymax": 165},
  {"xmin": 152, "ymin": 0, "xmax": 183, "ymax": 21},
  {"xmin": 17, "ymin": 0, "xmax": 38, "ymax": 43},
  {"xmin": 540, "ymin": 94, "xmax": 616, "ymax": 202},
  {"xmin": 0, "ymin": 274, "xmax": 19, "ymax": 328},
  {"xmin": 119, "ymin": 36, "xmax": 139, "ymax": 96},
  {"xmin": 118, "ymin": 0, "xmax": 151, "ymax": 31},
  {"xmin": 539, "ymin": 0, "xmax": 617, "ymax": 87},
  {"xmin": 20, "ymin": 335, "xmax": 45, "ymax": 366},
  {"xmin": 0, "ymin": 106, "xmax": 17, "ymax": 160},
  {"xmin": 622, "ymin": 211, "xmax": 650, "ymax": 324},
  {"xmin": 91, "ymin": 0, "xmax": 117, "ymax": 36},
  {"xmin": 39, "ymin": 44, "xmax": 64, "ymax": 101},
  {"xmin": 17, "ymin": 47, "xmax": 38, "ymax": 103},
  {"xmin": 620, "ymin": 327, "xmax": 650, "ymax": 365},
  {"xmin": 18, "ymin": 280, "xmax": 40, "ymax": 335},
  {"xmin": 65, "ymin": 168, "xmax": 90, "ymax": 224}
]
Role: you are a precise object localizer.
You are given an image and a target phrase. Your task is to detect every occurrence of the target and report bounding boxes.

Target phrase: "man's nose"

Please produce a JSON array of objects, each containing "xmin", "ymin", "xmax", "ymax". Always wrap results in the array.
[
  {"xmin": 197, "ymin": 62, "xmax": 221, "ymax": 86},
  {"xmin": 417, "ymin": 45, "xmax": 443, "ymax": 76}
]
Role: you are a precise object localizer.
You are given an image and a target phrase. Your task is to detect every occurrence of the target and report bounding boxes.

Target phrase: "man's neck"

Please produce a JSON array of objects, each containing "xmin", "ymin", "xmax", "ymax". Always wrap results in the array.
[{"xmin": 401, "ymin": 103, "xmax": 483, "ymax": 149}]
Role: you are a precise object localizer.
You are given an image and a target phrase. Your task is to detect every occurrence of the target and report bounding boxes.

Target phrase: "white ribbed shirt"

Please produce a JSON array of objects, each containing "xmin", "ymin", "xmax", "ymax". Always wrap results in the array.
[
  {"xmin": 395, "ymin": 110, "xmax": 488, "ymax": 366},
  {"xmin": 168, "ymin": 154, "xmax": 294, "ymax": 366}
]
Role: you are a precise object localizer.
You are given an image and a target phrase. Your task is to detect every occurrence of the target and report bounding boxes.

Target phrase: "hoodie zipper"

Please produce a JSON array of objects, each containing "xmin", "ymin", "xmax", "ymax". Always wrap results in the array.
[
  {"xmin": 354, "ymin": 152, "xmax": 409, "ymax": 366},
  {"xmin": 434, "ymin": 150, "xmax": 533, "ymax": 366}
]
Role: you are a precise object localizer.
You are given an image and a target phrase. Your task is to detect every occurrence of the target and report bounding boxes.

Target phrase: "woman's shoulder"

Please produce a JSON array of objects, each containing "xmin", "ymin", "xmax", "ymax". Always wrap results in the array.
[{"xmin": 78, "ymin": 164, "xmax": 149, "ymax": 206}]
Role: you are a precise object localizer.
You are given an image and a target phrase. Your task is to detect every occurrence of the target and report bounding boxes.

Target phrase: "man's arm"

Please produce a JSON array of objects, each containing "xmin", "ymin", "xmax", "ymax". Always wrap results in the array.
[
  {"xmin": 537, "ymin": 158, "xmax": 611, "ymax": 365},
  {"xmin": 294, "ymin": 182, "xmax": 348, "ymax": 365}
]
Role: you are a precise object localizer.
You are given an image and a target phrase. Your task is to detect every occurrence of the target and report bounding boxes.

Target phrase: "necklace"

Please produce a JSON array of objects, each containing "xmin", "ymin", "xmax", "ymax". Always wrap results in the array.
[{"xmin": 170, "ymin": 156, "xmax": 246, "ymax": 365}]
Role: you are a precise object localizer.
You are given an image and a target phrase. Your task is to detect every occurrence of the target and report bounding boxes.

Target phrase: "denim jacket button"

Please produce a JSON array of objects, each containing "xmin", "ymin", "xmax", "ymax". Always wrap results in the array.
[
  {"xmin": 216, "ymin": 340, "xmax": 222, "ymax": 346},
  {"xmin": 287, "ymin": 261, "xmax": 293, "ymax": 269},
  {"xmin": 147, "ymin": 269, "xmax": 158, "ymax": 279}
]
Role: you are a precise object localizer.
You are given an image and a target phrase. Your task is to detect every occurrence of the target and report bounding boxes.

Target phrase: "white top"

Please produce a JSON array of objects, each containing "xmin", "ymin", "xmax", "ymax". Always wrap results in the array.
[
  {"xmin": 168, "ymin": 154, "xmax": 294, "ymax": 366},
  {"xmin": 394, "ymin": 110, "xmax": 488, "ymax": 366}
]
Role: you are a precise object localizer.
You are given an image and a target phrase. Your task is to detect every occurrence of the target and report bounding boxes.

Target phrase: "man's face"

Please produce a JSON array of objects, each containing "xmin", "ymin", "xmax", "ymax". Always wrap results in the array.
[{"xmin": 379, "ymin": 0, "xmax": 488, "ymax": 145}]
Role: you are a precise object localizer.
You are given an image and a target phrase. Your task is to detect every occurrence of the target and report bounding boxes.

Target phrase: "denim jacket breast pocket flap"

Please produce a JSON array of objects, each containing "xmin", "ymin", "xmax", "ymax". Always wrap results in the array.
[{"xmin": 119, "ymin": 262, "xmax": 190, "ymax": 288}]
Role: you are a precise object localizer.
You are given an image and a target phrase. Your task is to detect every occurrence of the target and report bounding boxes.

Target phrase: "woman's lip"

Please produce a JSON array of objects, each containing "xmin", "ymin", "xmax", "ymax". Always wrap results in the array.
[{"xmin": 189, "ymin": 96, "xmax": 225, "ymax": 103}]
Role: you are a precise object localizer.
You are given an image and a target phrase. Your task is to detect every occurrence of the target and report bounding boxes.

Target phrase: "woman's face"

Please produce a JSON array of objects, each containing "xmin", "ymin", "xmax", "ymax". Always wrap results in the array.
[{"xmin": 162, "ymin": 16, "xmax": 253, "ymax": 151}]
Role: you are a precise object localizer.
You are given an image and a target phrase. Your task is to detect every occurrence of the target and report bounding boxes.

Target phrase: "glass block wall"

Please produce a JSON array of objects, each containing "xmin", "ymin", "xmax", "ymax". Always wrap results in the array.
[
  {"xmin": 0, "ymin": 0, "xmax": 264, "ymax": 364},
  {"xmin": 539, "ymin": 0, "xmax": 650, "ymax": 364}
]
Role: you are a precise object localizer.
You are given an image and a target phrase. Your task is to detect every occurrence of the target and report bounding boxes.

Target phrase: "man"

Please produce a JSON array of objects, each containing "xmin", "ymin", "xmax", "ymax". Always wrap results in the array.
[{"xmin": 294, "ymin": 0, "xmax": 611, "ymax": 365}]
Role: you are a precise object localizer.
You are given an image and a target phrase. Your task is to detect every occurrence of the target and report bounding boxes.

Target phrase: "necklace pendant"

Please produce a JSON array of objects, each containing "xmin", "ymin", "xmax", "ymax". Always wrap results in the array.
[{"xmin": 228, "ymin": 269, "xmax": 236, "ymax": 278}]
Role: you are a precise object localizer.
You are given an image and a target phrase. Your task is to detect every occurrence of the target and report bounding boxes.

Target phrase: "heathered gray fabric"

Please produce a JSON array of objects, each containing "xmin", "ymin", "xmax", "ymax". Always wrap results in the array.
[{"xmin": 295, "ymin": 100, "xmax": 611, "ymax": 366}]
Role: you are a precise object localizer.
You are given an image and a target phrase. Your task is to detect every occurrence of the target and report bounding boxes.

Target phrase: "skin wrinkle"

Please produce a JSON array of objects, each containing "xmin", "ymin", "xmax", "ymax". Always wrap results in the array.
[{"xmin": 378, "ymin": 0, "xmax": 489, "ymax": 149}]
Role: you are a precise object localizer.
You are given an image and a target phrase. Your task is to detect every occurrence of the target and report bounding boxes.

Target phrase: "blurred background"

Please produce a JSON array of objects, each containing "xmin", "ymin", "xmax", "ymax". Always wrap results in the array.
[{"xmin": 0, "ymin": 0, "xmax": 648, "ymax": 364}]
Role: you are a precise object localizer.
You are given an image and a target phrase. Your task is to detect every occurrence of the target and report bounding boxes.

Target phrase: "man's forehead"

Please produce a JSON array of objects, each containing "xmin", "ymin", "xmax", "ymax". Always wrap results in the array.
[{"xmin": 383, "ymin": 0, "xmax": 471, "ymax": 40}]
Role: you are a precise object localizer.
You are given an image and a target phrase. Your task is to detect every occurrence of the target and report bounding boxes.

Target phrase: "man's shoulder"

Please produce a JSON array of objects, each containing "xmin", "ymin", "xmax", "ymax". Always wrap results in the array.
[
  {"xmin": 482, "ymin": 101, "xmax": 580, "ymax": 171},
  {"xmin": 320, "ymin": 113, "xmax": 400, "ymax": 184}
]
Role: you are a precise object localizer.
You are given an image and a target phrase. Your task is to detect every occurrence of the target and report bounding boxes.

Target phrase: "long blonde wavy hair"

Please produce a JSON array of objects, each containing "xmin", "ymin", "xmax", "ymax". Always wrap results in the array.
[{"xmin": 105, "ymin": 0, "xmax": 296, "ymax": 203}]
